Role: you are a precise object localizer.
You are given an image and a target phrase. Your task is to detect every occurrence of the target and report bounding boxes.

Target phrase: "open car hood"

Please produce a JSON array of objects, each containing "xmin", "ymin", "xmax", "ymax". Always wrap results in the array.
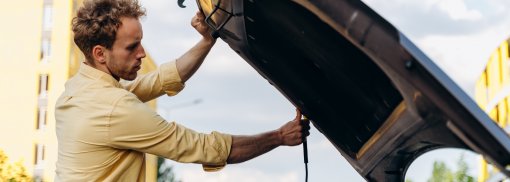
[{"xmin": 197, "ymin": 0, "xmax": 510, "ymax": 180}]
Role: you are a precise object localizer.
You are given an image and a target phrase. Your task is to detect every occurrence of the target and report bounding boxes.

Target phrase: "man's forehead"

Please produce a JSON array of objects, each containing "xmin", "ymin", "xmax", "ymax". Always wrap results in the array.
[{"xmin": 116, "ymin": 17, "xmax": 143, "ymax": 44}]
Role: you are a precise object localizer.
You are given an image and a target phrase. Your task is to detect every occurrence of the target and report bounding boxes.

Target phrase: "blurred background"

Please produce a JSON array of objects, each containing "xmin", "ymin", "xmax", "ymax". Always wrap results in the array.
[{"xmin": 0, "ymin": 0, "xmax": 509, "ymax": 181}]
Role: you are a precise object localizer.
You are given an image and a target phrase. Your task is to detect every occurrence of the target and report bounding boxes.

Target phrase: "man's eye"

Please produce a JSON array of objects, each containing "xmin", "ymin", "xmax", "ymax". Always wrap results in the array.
[{"xmin": 127, "ymin": 44, "xmax": 138, "ymax": 51}]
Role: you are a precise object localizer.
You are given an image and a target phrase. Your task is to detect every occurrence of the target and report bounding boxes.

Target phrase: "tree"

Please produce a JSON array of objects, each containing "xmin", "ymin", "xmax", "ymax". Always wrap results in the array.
[
  {"xmin": 0, "ymin": 150, "xmax": 32, "ymax": 182},
  {"xmin": 453, "ymin": 155, "xmax": 474, "ymax": 182},
  {"xmin": 428, "ymin": 161, "xmax": 453, "ymax": 182},
  {"xmin": 427, "ymin": 154, "xmax": 475, "ymax": 182},
  {"xmin": 157, "ymin": 157, "xmax": 180, "ymax": 182}
]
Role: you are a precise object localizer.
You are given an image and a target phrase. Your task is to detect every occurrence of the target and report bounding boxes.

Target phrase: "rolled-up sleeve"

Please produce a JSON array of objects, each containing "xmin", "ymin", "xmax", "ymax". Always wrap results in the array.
[
  {"xmin": 108, "ymin": 93, "xmax": 232, "ymax": 170},
  {"xmin": 120, "ymin": 61, "xmax": 185, "ymax": 102},
  {"xmin": 158, "ymin": 61, "xmax": 185, "ymax": 96}
]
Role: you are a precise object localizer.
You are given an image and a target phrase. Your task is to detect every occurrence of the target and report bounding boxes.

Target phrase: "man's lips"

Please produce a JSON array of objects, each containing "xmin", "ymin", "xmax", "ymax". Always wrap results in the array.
[{"xmin": 133, "ymin": 61, "xmax": 142, "ymax": 72}]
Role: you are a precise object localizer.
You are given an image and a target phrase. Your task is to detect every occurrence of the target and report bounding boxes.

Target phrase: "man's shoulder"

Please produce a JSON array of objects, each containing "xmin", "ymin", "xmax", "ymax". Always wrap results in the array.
[{"xmin": 58, "ymin": 77, "xmax": 134, "ymax": 107}]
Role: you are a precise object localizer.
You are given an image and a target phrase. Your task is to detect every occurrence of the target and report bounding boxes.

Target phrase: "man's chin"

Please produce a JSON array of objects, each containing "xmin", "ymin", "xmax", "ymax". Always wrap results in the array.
[{"xmin": 122, "ymin": 73, "xmax": 137, "ymax": 81}]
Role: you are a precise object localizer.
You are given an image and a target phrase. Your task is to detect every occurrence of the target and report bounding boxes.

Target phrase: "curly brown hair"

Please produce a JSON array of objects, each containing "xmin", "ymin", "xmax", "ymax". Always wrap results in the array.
[{"xmin": 72, "ymin": 0, "xmax": 146, "ymax": 62}]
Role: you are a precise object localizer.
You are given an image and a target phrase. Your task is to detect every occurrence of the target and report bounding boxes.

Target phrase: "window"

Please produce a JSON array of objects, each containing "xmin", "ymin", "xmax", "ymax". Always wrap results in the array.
[
  {"xmin": 41, "ymin": 0, "xmax": 53, "ymax": 63},
  {"xmin": 36, "ymin": 107, "xmax": 47, "ymax": 130},
  {"xmin": 42, "ymin": 3, "xmax": 53, "ymax": 31},
  {"xmin": 41, "ymin": 38, "xmax": 51, "ymax": 62},
  {"xmin": 34, "ymin": 144, "xmax": 45, "ymax": 165},
  {"xmin": 37, "ymin": 75, "xmax": 49, "ymax": 127},
  {"xmin": 33, "ymin": 144, "xmax": 45, "ymax": 181},
  {"xmin": 38, "ymin": 74, "xmax": 49, "ymax": 96}
]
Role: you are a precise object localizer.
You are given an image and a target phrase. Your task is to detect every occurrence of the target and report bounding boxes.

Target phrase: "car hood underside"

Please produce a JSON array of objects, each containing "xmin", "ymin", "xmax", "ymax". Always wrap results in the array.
[{"xmin": 210, "ymin": 0, "xmax": 510, "ymax": 181}]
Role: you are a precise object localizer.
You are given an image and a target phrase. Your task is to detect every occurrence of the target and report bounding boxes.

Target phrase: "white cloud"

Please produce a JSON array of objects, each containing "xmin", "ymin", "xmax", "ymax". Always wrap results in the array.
[
  {"xmin": 415, "ymin": 18, "xmax": 510, "ymax": 96},
  {"xmin": 364, "ymin": 0, "xmax": 482, "ymax": 21},
  {"xmin": 487, "ymin": 0, "xmax": 510, "ymax": 14},
  {"xmin": 176, "ymin": 167, "xmax": 299, "ymax": 182},
  {"xmin": 361, "ymin": 0, "xmax": 491, "ymax": 38},
  {"xmin": 309, "ymin": 138, "xmax": 335, "ymax": 151},
  {"xmin": 362, "ymin": 0, "xmax": 510, "ymax": 96},
  {"xmin": 141, "ymin": 0, "xmax": 194, "ymax": 24},
  {"xmin": 201, "ymin": 41, "xmax": 255, "ymax": 76},
  {"xmin": 435, "ymin": 0, "xmax": 482, "ymax": 21}
]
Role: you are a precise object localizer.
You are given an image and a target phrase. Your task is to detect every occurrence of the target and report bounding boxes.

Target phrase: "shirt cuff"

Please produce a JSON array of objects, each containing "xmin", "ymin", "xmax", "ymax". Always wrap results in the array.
[
  {"xmin": 202, "ymin": 164, "xmax": 226, "ymax": 172},
  {"xmin": 202, "ymin": 131, "xmax": 232, "ymax": 172},
  {"xmin": 159, "ymin": 61, "xmax": 185, "ymax": 96}
]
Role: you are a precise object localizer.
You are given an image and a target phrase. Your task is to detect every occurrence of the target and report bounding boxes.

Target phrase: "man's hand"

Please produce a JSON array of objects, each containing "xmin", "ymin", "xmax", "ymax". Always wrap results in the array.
[
  {"xmin": 226, "ymin": 108, "xmax": 311, "ymax": 164},
  {"xmin": 191, "ymin": 11, "xmax": 214, "ymax": 42},
  {"xmin": 278, "ymin": 109, "xmax": 311, "ymax": 146},
  {"xmin": 175, "ymin": 11, "xmax": 217, "ymax": 82}
]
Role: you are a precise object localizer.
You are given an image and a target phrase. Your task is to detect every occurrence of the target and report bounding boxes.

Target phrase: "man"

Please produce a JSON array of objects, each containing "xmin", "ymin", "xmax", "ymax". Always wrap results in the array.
[{"xmin": 55, "ymin": 0, "xmax": 310, "ymax": 181}]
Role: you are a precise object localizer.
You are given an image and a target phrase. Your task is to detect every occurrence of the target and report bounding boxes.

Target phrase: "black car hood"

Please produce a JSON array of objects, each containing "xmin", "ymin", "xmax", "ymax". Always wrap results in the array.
[{"xmin": 203, "ymin": 0, "xmax": 510, "ymax": 180}]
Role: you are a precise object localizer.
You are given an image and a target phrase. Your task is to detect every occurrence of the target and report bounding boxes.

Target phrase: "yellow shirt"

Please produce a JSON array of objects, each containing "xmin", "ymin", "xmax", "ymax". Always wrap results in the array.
[{"xmin": 55, "ymin": 62, "xmax": 232, "ymax": 181}]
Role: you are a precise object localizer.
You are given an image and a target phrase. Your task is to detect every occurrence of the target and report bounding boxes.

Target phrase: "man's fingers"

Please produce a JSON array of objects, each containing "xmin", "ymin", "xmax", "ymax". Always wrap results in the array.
[
  {"xmin": 196, "ymin": 11, "xmax": 204, "ymax": 18},
  {"xmin": 194, "ymin": 11, "xmax": 206, "ymax": 23},
  {"xmin": 191, "ymin": 11, "xmax": 206, "ymax": 25},
  {"xmin": 281, "ymin": 109, "xmax": 314, "ymax": 146},
  {"xmin": 294, "ymin": 108, "xmax": 301, "ymax": 121},
  {"xmin": 300, "ymin": 118, "xmax": 310, "ymax": 132},
  {"xmin": 190, "ymin": 16, "xmax": 198, "ymax": 26}
]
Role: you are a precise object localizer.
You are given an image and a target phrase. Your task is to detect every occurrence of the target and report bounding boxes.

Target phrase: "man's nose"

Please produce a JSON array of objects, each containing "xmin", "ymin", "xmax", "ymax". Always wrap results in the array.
[{"xmin": 138, "ymin": 44, "xmax": 146, "ymax": 59}]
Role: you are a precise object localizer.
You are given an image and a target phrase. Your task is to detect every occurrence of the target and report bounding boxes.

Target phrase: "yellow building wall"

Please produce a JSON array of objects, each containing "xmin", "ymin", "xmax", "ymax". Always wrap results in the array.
[
  {"xmin": 475, "ymin": 39, "xmax": 510, "ymax": 182},
  {"xmin": 0, "ymin": 1, "xmax": 52, "ymax": 179},
  {"xmin": 0, "ymin": 0, "xmax": 41, "ymax": 178},
  {"xmin": 0, "ymin": 0, "xmax": 76, "ymax": 181},
  {"xmin": 44, "ymin": 0, "xmax": 74, "ymax": 180},
  {"xmin": 0, "ymin": 0, "xmax": 159, "ymax": 181}
]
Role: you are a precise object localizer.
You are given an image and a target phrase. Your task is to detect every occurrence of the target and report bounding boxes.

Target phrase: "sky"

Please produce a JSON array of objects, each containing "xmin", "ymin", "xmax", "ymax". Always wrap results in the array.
[{"xmin": 138, "ymin": 0, "xmax": 510, "ymax": 181}]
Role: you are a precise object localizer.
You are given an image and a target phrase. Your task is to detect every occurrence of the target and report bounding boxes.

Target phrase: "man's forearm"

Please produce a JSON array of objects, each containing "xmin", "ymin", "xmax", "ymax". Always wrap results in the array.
[
  {"xmin": 226, "ymin": 111, "xmax": 310, "ymax": 164},
  {"xmin": 176, "ymin": 38, "xmax": 216, "ymax": 82},
  {"xmin": 227, "ymin": 130, "xmax": 282, "ymax": 164}
]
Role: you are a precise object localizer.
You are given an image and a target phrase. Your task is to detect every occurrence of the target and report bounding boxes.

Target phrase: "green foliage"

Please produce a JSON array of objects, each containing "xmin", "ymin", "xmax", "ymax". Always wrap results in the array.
[
  {"xmin": 0, "ymin": 150, "xmax": 32, "ymax": 182},
  {"xmin": 428, "ymin": 161, "xmax": 453, "ymax": 182},
  {"xmin": 427, "ymin": 154, "xmax": 475, "ymax": 182},
  {"xmin": 157, "ymin": 157, "xmax": 180, "ymax": 182},
  {"xmin": 453, "ymin": 155, "xmax": 474, "ymax": 182}
]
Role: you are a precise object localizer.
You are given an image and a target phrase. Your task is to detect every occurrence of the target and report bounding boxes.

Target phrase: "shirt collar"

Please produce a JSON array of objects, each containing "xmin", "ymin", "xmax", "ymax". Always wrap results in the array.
[{"xmin": 79, "ymin": 62, "xmax": 122, "ymax": 88}]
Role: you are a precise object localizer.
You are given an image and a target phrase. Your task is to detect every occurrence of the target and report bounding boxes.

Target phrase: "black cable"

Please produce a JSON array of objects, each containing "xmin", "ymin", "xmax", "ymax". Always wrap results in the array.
[
  {"xmin": 305, "ymin": 162, "xmax": 308, "ymax": 182},
  {"xmin": 303, "ymin": 139, "xmax": 308, "ymax": 182},
  {"xmin": 305, "ymin": 163, "xmax": 308, "ymax": 182},
  {"xmin": 302, "ymin": 118, "xmax": 309, "ymax": 182}
]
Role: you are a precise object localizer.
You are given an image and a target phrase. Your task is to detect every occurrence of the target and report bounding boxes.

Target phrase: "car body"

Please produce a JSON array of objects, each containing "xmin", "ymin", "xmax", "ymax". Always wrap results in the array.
[{"xmin": 195, "ymin": 0, "xmax": 510, "ymax": 181}]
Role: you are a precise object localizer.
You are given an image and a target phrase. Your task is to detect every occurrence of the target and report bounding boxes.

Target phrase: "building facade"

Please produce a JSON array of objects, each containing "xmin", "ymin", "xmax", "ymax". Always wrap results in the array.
[
  {"xmin": 475, "ymin": 39, "xmax": 510, "ymax": 182},
  {"xmin": 0, "ymin": 0, "xmax": 158, "ymax": 181}
]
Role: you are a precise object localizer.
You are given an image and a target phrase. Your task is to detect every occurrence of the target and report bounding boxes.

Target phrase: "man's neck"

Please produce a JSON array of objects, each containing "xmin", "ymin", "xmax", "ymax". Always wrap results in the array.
[{"xmin": 84, "ymin": 61, "xmax": 120, "ymax": 81}]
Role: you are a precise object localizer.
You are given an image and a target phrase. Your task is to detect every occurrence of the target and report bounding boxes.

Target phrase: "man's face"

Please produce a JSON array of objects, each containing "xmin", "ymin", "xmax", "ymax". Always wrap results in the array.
[{"xmin": 105, "ymin": 17, "xmax": 145, "ymax": 81}]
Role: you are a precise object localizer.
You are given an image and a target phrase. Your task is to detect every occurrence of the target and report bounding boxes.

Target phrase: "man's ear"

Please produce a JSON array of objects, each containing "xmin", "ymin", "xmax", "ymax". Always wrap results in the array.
[{"xmin": 92, "ymin": 45, "xmax": 107, "ymax": 64}]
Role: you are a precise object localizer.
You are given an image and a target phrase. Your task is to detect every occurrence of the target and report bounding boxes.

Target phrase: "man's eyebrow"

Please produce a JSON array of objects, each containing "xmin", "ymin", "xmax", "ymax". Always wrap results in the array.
[{"xmin": 126, "ymin": 41, "xmax": 141, "ymax": 49}]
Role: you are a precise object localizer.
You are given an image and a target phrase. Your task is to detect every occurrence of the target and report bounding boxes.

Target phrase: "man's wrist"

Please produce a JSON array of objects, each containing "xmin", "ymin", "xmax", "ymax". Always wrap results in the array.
[
  {"xmin": 202, "ymin": 35, "xmax": 217, "ymax": 45},
  {"xmin": 275, "ymin": 129, "xmax": 284, "ymax": 146}
]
